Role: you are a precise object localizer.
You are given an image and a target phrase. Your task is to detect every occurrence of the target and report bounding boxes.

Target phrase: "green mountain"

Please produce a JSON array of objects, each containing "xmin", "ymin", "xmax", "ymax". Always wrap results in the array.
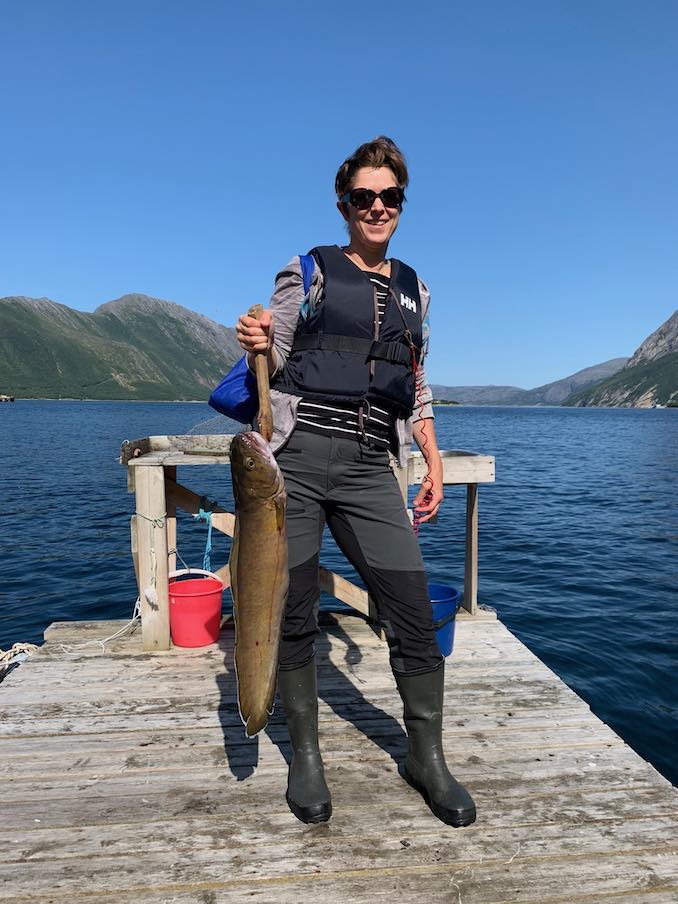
[
  {"xmin": 564, "ymin": 310, "xmax": 678, "ymax": 408},
  {"xmin": 0, "ymin": 293, "xmax": 242, "ymax": 401},
  {"xmin": 564, "ymin": 352, "xmax": 678, "ymax": 408}
]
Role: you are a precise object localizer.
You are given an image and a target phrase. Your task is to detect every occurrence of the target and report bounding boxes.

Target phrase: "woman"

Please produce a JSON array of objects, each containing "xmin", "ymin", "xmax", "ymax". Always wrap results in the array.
[{"xmin": 236, "ymin": 137, "xmax": 476, "ymax": 828}]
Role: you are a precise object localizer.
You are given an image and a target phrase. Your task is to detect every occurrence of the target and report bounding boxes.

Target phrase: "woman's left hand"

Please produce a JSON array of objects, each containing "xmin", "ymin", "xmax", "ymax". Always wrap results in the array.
[
  {"xmin": 412, "ymin": 465, "xmax": 443, "ymax": 524},
  {"xmin": 411, "ymin": 418, "xmax": 444, "ymax": 525}
]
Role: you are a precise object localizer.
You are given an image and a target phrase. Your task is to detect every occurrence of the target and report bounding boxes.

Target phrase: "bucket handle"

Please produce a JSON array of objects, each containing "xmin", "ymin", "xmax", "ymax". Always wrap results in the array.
[
  {"xmin": 432, "ymin": 611, "xmax": 457, "ymax": 631},
  {"xmin": 169, "ymin": 568, "xmax": 220, "ymax": 582}
]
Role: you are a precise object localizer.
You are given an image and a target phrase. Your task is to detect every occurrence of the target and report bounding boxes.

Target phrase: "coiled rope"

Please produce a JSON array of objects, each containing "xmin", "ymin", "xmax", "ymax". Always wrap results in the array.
[{"xmin": 0, "ymin": 642, "xmax": 39, "ymax": 667}]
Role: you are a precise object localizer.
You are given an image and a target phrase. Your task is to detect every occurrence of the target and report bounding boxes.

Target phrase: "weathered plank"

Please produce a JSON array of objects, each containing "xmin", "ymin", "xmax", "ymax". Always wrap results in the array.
[
  {"xmin": 1, "ymin": 774, "xmax": 672, "ymax": 838},
  {"xmin": 2, "ymin": 841, "xmax": 677, "ymax": 902},
  {"xmin": 3, "ymin": 811, "xmax": 677, "ymax": 865},
  {"xmin": 124, "ymin": 439, "xmax": 495, "ymax": 486},
  {"xmin": 0, "ymin": 669, "xmax": 587, "ymax": 708},
  {"xmin": 1, "ymin": 614, "xmax": 675, "ymax": 904},
  {"xmin": 122, "ymin": 434, "xmax": 234, "ymax": 464},
  {"xmin": 2, "ymin": 814, "xmax": 677, "ymax": 889},
  {"xmin": 0, "ymin": 737, "xmax": 648, "ymax": 789},
  {"xmin": 7, "ymin": 886, "xmax": 678, "ymax": 904},
  {"xmin": 409, "ymin": 449, "xmax": 495, "ymax": 484}
]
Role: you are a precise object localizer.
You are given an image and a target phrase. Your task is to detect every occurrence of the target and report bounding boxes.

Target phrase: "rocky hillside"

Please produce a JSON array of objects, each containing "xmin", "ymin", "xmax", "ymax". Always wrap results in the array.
[
  {"xmin": 431, "ymin": 358, "xmax": 628, "ymax": 406},
  {"xmin": 626, "ymin": 309, "xmax": 678, "ymax": 367},
  {"xmin": 0, "ymin": 294, "xmax": 242, "ymax": 400},
  {"xmin": 565, "ymin": 309, "xmax": 678, "ymax": 408}
]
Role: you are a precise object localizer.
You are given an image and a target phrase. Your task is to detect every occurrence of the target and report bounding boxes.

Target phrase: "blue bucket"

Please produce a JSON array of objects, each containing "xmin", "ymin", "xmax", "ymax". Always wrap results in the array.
[{"xmin": 429, "ymin": 583, "xmax": 462, "ymax": 657}]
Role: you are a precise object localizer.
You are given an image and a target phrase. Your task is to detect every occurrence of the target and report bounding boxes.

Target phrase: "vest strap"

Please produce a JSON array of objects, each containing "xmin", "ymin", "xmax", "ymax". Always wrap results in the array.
[{"xmin": 291, "ymin": 333, "xmax": 414, "ymax": 365}]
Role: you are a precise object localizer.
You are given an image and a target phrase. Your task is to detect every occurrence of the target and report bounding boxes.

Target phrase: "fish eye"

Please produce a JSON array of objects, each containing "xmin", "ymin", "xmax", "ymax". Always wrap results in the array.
[{"xmin": 245, "ymin": 457, "xmax": 256, "ymax": 470}]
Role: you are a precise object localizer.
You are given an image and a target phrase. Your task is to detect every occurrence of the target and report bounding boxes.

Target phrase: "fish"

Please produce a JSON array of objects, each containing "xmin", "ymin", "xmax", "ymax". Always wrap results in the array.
[{"xmin": 229, "ymin": 430, "xmax": 289, "ymax": 736}]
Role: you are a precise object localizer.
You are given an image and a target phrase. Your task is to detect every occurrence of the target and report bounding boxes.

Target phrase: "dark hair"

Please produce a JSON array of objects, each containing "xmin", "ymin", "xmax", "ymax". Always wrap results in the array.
[{"xmin": 335, "ymin": 136, "xmax": 409, "ymax": 197}]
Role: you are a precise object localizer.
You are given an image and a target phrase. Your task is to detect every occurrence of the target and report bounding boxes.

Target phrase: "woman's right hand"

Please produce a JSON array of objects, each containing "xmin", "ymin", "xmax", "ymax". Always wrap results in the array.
[{"xmin": 235, "ymin": 310, "xmax": 274, "ymax": 355}]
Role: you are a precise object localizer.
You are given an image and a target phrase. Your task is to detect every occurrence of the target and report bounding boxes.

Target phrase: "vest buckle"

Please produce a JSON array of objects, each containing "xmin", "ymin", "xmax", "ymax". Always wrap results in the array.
[{"xmin": 357, "ymin": 399, "xmax": 373, "ymax": 446}]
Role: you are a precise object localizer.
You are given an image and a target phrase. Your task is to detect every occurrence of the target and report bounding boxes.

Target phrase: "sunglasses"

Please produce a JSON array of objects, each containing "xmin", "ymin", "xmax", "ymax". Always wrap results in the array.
[{"xmin": 340, "ymin": 186, "xmax": 405, "ymax": 211}]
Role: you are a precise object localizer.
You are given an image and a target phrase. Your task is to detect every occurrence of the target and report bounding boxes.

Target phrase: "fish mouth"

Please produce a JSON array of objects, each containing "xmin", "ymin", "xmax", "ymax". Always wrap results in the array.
[{"xmin": 236, "ymin": 431, "xmax": 276, "ymax": 463}]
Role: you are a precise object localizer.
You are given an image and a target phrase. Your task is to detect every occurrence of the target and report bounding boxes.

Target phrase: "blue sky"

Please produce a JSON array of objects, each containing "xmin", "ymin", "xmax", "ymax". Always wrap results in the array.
[{"xmin": 2, "ymin": 0, "xmax": 677, "ymax": 388}]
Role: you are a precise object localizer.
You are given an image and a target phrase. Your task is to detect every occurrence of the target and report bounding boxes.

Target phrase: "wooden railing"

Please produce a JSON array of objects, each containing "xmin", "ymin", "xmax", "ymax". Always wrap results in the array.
[{"xmin": 122, "ymin": 435, "xmax": 495, "ymax": 651}]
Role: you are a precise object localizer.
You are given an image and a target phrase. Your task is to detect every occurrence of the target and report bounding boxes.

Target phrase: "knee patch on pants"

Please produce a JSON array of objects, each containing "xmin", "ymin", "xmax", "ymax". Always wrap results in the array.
[{"xmin": 368, "ymin": 568, "xmax": 443, "ymax": 674}]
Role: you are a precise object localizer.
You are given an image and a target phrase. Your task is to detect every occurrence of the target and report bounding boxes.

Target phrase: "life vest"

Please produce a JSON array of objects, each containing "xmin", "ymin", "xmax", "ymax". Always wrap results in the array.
[{"xmin": 272, "ymin": 245, "xmax": 423, "ymax": 416}]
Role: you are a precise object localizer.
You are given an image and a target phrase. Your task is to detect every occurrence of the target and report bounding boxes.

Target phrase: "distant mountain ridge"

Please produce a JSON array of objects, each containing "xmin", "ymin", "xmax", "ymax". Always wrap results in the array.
[
  {"xmin": 565, "ymin": 309, "xmax": 678, "ymax": 408},
  {"xmin": 0, "ymin": 293, "xmax": 241, "ymax": 400},
  {"xmin": 3, "ymin": 293, "xmax": 675, "ymax": 408},
  {"xmin": 431, "ymin": 358, "xmax": 629, "ymax": 406}
]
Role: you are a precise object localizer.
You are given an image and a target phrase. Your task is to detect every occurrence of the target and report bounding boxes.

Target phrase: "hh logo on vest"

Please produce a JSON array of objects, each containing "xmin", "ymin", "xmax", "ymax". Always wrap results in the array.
[{"xmin": 400, "ymin": 293, "xmax": 417, "ymax": 312}]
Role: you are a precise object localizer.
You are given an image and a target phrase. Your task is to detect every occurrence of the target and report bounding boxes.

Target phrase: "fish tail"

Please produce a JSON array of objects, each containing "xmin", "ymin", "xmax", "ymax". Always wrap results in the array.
[{"xmin": 244, "ymin": 709, "xmax": 270, "ymax": 738}]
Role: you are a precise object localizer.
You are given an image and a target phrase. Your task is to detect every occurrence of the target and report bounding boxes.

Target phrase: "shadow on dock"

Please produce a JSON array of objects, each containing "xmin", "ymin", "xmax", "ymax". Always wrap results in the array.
[{"xmin": 215, "ymin": 614, "xmax": 406, "ymax": 782}]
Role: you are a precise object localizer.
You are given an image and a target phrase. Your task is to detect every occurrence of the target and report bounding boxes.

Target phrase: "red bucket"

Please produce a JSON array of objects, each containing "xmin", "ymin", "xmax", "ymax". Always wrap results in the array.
[{"xmin": 169, "ymin": 568, "xmax": 224, "ymax": 647}]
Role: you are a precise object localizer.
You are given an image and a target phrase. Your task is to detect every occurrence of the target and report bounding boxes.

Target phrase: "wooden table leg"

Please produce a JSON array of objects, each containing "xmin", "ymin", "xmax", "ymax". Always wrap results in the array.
[
  {"xmin": 463, "ymin": 483, "xmax": 478, "ymax": 615},
  {"xmin": 134, "ymin": 465, "xmax": 171, "ymax": 651}
]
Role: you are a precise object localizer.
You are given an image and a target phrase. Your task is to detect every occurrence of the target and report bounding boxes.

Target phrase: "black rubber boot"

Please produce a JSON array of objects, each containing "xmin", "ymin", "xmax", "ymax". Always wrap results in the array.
[
  {"xmin": 277, "ymin": 657, "xmax": 332, "ymax": 824},
  {"xmin": 394, "ymin": 662, "xmax": 476, "ymax": 827}
]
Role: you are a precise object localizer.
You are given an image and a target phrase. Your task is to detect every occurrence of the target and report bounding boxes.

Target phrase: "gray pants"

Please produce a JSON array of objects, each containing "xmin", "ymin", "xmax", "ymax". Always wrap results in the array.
[{"xmin": 276, "ymin": 428, "xmax": 443, "ymax": 674}]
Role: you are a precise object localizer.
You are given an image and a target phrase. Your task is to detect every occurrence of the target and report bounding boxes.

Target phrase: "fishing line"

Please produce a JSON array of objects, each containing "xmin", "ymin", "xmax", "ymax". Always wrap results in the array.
[{"xmin": 410, "ymin": 340, "xmax": 433, "ymax": 538}]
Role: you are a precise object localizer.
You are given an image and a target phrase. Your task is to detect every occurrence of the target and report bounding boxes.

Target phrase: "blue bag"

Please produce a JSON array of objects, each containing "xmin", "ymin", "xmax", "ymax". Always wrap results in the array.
[
  {"xmin": 208, "ymin": 254, "xmax": 315, "ymax": 422},
  {"xmin": 208, "ymin": 354, "xmax": 259, "ymax": 422}
]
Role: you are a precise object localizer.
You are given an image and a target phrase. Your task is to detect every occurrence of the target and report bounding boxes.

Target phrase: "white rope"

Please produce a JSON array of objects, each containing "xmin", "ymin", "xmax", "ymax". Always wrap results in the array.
[
  {"xmin": 53, "ymin": 598, "xmax": 142, "ymax": 654},
  {"xmin": 1, "ymin": 597, "xmax": 143, "ymax": 666},
  {"xmin": 0, "ymin": 642, "xmax": 40, "ymax": 665}
]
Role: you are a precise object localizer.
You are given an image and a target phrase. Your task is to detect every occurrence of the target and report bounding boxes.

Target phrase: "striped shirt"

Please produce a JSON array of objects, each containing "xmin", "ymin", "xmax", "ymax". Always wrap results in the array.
[{"xmin": 296, "ymin": 273, "xmax": 396, "ymax": 448}]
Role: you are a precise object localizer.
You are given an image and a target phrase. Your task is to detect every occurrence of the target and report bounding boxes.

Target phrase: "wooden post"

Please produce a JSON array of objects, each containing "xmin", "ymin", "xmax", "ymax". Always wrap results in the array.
[
  {"xmin": 395, "ymin": 459, "xmax": 410, "ymax": 511},
  {"xmin": 463, "ymin": 483, "xmax": 478, "ymax": 615},
  {"xmin": 134, "ymin": 466, "xmax": 171, "ymax": 651},
  {"xmin": 165, "ymin": 465, "xmax": 177, "ymax": 575}
]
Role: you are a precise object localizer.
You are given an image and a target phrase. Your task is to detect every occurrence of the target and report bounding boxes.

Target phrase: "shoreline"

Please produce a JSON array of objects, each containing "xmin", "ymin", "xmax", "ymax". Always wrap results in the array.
[
  {"xmin": 4, "ymin": 398, "xmax": 675, "ymax": 410},
  {"xmin": 7, "ymin": 397, "xmax": 209, "ymax": 403}
]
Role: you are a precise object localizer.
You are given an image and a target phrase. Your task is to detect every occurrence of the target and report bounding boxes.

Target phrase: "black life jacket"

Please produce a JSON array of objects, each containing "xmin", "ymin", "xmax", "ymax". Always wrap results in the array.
[{"xmin": 272, "ymin": 244, "xmax": 423, "ymax": 417}]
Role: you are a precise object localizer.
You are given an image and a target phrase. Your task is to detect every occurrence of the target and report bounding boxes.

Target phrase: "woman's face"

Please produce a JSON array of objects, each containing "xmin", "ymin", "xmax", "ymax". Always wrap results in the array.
[{"xmin": 339, "ymin": 166, "xmax": 401, "ymax": 251}]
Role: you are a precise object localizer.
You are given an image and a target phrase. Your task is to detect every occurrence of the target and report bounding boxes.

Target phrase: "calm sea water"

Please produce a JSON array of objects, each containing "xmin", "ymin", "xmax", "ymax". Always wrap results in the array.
[{"xmin": 1, "ymin": 401, "xmax": 676, "ymax": 785}]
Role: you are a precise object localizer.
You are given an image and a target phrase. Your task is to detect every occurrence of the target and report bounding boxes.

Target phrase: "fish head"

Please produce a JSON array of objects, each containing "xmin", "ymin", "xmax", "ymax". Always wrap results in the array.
[{"xmin": 230, "ymin": 431, "xmax": 284, "ymax": 504}]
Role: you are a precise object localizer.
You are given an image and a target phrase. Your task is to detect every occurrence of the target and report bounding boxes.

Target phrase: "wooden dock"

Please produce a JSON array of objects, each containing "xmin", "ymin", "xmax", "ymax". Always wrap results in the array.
[{"xmin": 1, "ymin": 612, "xmax": 676, "ymax": 903}]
